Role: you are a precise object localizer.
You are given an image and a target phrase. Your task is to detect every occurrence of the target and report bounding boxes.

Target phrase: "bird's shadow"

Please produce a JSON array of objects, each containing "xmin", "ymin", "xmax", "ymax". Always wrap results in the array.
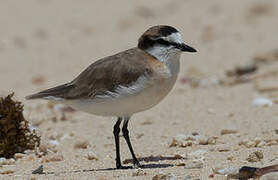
[{"xmin": 36, "ymin": 155, "xmax": 184, "ymax": 175}]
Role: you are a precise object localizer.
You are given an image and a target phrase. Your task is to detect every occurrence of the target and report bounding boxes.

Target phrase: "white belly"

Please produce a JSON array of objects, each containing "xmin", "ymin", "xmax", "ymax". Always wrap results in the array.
[{"xmin": 64, "ymin": 76, "xmax": 177, "ymax": 117}]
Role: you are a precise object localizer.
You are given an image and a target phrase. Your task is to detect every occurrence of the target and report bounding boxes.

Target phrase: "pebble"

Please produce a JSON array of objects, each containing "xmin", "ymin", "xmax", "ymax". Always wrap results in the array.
[
  {"xmin": 220, "ymin": 129, "xmax": 238, "ymax": 135},
  {"xmin": 184, "ymin": 160, "xmax": 204, "ymax": 169},
  {"xmin": 132, "ymin": 168, "xmax": 146, "ymax": 176},
  {"xmin": 212, "ymin": 167, "xmax": 238, "ymax": 176},
  {"xmin": 74, "ymin": 140, "xmax": 89, "ymax": 149},
  {"xmin": 253, "ymin": 97, "xmax": 273, "ymax": 107},
  {"xmin": 42, "ymin": 154, "xmax": 64, "ymax": 163},
  {"xmin": 0, "ymin": 158, "xmax": 15, "ymax": 165},
  {"xmin": 14, "ymin": 153, "xmax": 25, "ymax": 160},
  {"xmin": 152, "ymin": 172, "xmax": 177, "ymax": 180},
  {"xmin": 87, "ymin": 151, "xmax": 98, "ymax": 160},
  {"xmin": 207, "ymin": 137, "xmax": 217, "ymax": 145},
  {"xmin": 239, "ymin": 138, "xmax": 264, "ymax": 148},
  {"xmin": 246, "ymin": 151, "xmax": 264, "ymax": 162},
  {"xmin": 170, "ymin": 134, "xmax": 211, "ymax": 147},
  {"xmin": 0, "ymin": 170, "xmax": 14, "ymax": 174},
  {"xmin": 216, "ymin": 145, "xmax": 231, "ymax": 152},
  {"xmin": 48, "ymin": 140, "xmax": 60, "ymax": 146}
]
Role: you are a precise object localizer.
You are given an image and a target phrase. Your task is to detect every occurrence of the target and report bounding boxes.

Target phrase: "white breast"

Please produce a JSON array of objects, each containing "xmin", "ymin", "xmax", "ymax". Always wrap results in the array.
[{"xmin": 65, "ymin": 51, "xmax": 181, "ymax": 117}]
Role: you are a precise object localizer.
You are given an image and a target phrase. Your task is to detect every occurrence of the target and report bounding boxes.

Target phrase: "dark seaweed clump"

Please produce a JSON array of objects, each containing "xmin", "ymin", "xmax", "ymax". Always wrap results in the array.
[{"xmin": 0, "ymin": 93, "xmax": 40, "ymax": 158}]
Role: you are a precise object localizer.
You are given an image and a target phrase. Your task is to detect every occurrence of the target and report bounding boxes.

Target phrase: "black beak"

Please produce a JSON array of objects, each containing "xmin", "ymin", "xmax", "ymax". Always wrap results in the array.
[{"xmin": 178, "ymin": 43, "xmax": 197, "ymax": 53}]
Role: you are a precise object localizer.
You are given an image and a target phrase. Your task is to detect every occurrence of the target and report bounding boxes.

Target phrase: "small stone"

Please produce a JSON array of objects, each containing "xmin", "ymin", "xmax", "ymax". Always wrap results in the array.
[
  {"xmin": 216, "ymin": 145, "xmax": 231, "ymax": 152},
  {"xmin": 207, "ymin": 137, "xmax": 217, "ymax": 145},
  {"xmin": 213, "ymin": 167, "xmax": 238, "ymax": 175},
  {"xmin": 170, "ymin": 134, "xmax": 194, "ymax": 147},
  {"xmin": 24, "ymin": 149, "xmax": 34, "ymax": 155},
  {"xmin": 0, "ymin": 158, "xmax": 15, "ymax": 165},
  {"xmin": 43, "ymin": 154, "xmax": 64, "ymax": 163},
  {"xmin": 220, "ymin": 129, "xmax": 238, "ymax": 135},
  {"xmin": 175, "ymin": 162, "xmax": 186, "ymax": 166},
  {"xmin": 87, "ymin": 151, "xmax": 98, "ymax": 160},
  {"xmin": 74, "ymin": 140, "xmax": 89, "ymax": 149},
  {"xmin": 254, "ymin": 137, "xmax": 262, "ymax": 144},
  {"xmin": 38, "ymin": 144, "xmax": 48, "ymax": 155},
  {"xmin": 253, "ymin": 97, "xmax": 273, "ymax": 107},
  {"xmin": 48, "ymin": 140, "xmax": 60, "ymax": 146},
  {"xmin": 207, "ymin": 108, "xmax": 215, "ymax": 114},
  {"xmin": 256, "ymin": 141, "xmax": 265, "ymax": 147},
  {"xmin": 184, "ymin": 160, "xmax": 204, "ymax": 169},
  {"xmin": 239, "ymin": 139, "xmax": 256, "ymax": 148},
  {"xmin": 132, "ymin": 168, "xmax": 146, "ymax": 176},
  {"xmin": 0, "ymin": 157, "xmax": 7, "ymax": 165},
  {"xmin": 266, "ymin": 139, "xmax": 278, "ymax": 146},
  {"xmin": 247, "ymin": 151, "xmax": 263, "ymax": 162},
  {"xmin": 14, "ymin": 153, "xmax": 25, "ymax": 160},
  {"xmin": 26, "ymin": 154, "xmax": 36, "ymax": 161},
  {"xmin": 0, "ymin": 170, "xmax": 14, "ymax": 174},
  {"xmin": 196, "ymin": 135, "xmax": 209, "ymax": 145},
  {"xmin": 152, "ymin": 172, "xmax": 177, "ymax": 180},
  {"xmin": 170, "ymin": 134, "xmax": 210, "ymax": 147}
]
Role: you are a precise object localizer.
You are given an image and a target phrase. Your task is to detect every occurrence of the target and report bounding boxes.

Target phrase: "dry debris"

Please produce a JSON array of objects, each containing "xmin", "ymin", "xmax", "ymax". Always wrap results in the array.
[
  {"xmin": 152, "ymin": 172, "xmax": 177, "ymax": 180},
  {"xmin": 0, "ymin": 93, "xmax": 40, "ymax": 158},
  {"xmin": 74, "ymin": 139, "xmax": 89, "ymax": 149},
  {"xmin": 87, "ymin": 151, "xmax": 98, "ymax": 160},
  {"xmin": 170, "ymin": 134, "xmax": 216, "ymax": 147},
  {"xmin": 132, "ymin": 168, "xmax": 147, "ymax": 177},
  {"xmin": 0, "ymin": 157, "xmax": 15, "ymax": 165},
  {"xmin": 239, "ymin": 137, "xmax": 277, "ymax": 148},
  {"xmin": 221, "ymin": 129, "xmax": 239, "ymax": 135},
  {"xmin": 42, "ymin": 154, "xmax": 64, "ymax": 163},
  {"xmin": 0, "ymin": 170, "xmax": 14, "ymax": 175},
  {"xmin": 246, "ymin": 151, "xmax": 264, "ymax": 162},
  {"xmin": 226, "ymin": 64, "xmax": 258, "ymax": 77}
]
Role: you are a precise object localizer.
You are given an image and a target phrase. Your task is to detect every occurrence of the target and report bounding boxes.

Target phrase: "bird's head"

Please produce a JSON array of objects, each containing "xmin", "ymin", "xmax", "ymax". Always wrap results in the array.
[{"xmin": 138, "ymin": 25, "xmax": 197, "ymax": 60}]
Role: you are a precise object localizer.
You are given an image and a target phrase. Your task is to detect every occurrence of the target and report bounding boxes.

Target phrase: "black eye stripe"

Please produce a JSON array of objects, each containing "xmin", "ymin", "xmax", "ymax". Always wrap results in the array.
[{"xmin": 154, "ymin": 38, "xmax": 179, "ymax": 47}]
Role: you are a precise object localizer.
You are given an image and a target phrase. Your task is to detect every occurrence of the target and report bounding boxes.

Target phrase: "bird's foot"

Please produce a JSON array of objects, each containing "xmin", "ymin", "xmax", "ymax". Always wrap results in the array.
[{"xmin": 133, "ymin": 160, "xmax": 142, "ymax": 169}]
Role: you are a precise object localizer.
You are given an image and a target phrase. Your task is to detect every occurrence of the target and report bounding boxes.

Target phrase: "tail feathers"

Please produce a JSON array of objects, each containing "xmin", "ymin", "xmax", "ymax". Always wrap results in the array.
[{"xmin": 25, "ymin": 83, "xmax": 74, "ymax": 100}]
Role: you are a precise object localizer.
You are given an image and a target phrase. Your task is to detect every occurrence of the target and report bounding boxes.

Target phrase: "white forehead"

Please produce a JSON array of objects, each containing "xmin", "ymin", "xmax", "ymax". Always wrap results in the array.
[{"xmin": 161, "ymin": 32, "xmax": 183, "ymax": 44}]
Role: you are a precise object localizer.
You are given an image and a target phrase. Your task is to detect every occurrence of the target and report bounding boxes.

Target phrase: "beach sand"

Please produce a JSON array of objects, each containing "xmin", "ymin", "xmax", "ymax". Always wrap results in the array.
[{"xmin": 1, "ymin": 0, "xmax": 278, "ymax": 179}]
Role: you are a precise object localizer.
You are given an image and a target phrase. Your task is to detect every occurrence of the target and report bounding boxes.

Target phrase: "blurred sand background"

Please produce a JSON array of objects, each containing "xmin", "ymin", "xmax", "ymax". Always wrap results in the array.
[{"xmin": 1, "ymin": 0, "xmax": 278, "ymax": 179}]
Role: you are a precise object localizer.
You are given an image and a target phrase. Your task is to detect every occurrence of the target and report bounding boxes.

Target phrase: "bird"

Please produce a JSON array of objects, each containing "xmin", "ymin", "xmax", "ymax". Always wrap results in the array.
[{"xmin": 26, "ymin": 25, "xmax": 197, "ymax": 169}]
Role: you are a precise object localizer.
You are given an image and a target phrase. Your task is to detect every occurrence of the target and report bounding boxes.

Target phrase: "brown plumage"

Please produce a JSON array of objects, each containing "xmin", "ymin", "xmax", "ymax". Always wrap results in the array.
[{"xmin": 26, "ymin": 48, "xmax": 157, "ymax": 100}]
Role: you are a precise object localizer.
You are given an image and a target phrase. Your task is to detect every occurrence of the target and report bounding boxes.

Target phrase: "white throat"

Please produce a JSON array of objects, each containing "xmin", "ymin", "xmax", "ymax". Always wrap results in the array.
[{"xmin": 146, "ymin": 46, "xmax": 181, "ymax": 76}]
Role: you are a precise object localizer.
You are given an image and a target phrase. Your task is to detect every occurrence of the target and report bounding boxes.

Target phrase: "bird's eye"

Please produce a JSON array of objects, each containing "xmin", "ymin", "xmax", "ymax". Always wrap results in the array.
[
  {"xmin": 155, "ymin": 39, "xmax": 171, "ymax": 46},
  {"xmin": 155, "ymin": 38, "xmax": 180, "ymax": 48}
]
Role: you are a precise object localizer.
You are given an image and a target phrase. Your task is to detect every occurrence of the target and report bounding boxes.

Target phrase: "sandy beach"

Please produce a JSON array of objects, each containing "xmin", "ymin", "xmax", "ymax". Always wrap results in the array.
[{"xmin": 1, "ymin": 0, "xmax": 278, "ymax": 179}]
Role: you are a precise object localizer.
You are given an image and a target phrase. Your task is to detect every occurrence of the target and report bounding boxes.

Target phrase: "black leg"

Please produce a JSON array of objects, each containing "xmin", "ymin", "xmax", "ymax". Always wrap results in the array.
[
  {"xmin": 113, "ymin": 117, "xmax": 122, "ymax": 169},
  {"xmin": 122, "ymin": 117, "xmax": 141, "ymax": 168}
]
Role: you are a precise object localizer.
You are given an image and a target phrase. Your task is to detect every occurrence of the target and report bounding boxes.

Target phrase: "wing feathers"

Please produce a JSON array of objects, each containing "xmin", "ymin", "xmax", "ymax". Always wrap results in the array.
[{"xmin": 25, "ymin": 83, "xmax": 74, "ymax": 100}]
